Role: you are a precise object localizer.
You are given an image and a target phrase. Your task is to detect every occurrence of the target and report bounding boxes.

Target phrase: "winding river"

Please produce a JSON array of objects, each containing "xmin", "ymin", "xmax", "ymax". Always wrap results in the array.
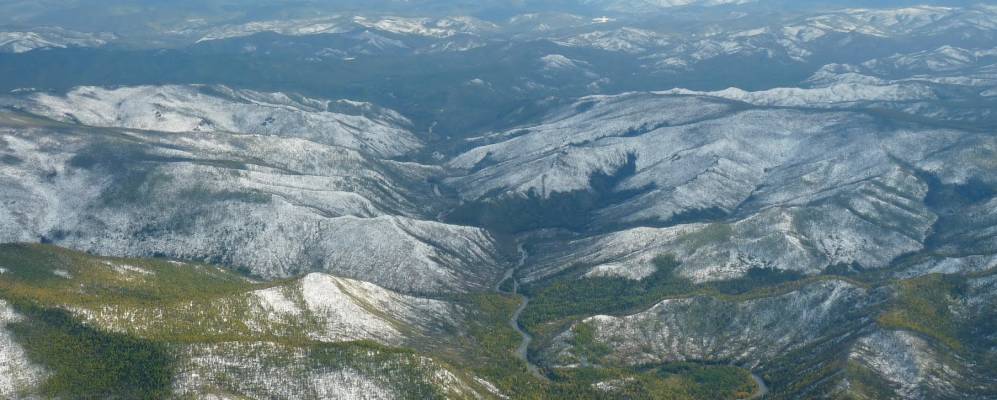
[
  {"xmin": 496, "ymin": 244, "xmax": 546, "ymax": 381},
  {"xmin": 496, "ymin": 244, "xmax": 769, "ymax": 396}
]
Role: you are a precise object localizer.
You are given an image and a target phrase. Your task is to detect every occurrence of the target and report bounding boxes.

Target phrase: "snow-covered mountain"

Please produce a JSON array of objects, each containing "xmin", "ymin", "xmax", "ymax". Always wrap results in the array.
[
  {"xmin": 194, "ymin": 15, "xmax": 496, "ymax": 43},
  {"xmin": 553, "ymin": 27, "xmax": 673, "ymax": 54},
  {"xmin": 863, "ymin": 45, "xmax": 995, "ymax": 73},
  {"xmin": 583, "ymin": 0, "xmax": 755, "ymax": 13},
  {"xmin": 17, "ymin": 85, "xmax": 421, "ymax": 158},
  {"xmin": 0, "ymin": 87, "xmax": 506, "ymax": 294},
  {"xmin": 190, "ymin": 17, "xmax": 353, "ymax": 42},
  {"xmin": 0, "ymin": 28, "xmax": 114, "ymax": 53},
  {"xmin": 546, "ymin": 5, "xmax": 997, "ymax": 73},
  {"xmin": 450, "ymin": 88, "xmax": 994, "ymax": 284},
  {"xmin": 2, "ymin": 2, "xmax": 997, "ymax": 399},
  {"xmin": 794, "ymin": 5, "xmax": 997, "ymax": 38}
]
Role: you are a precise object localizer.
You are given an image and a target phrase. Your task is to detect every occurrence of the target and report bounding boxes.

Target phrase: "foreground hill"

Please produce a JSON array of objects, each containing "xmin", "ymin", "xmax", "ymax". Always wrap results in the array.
[
  {"xmin": 0, "ymin": 244, "xmax": 769, "ymax": 399},
  {"xmin": 0, "ymin": 244, "xmax": 487, "ymax": 399}
]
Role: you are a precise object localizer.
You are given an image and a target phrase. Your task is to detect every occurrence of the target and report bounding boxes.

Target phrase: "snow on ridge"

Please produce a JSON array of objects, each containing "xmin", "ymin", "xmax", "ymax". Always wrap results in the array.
[
  {"xmin": 593, "ymin": 0, "xmax": 756, "ymax": 12},
  {"xmin": 0, "ymin": 28, "xmax": 115, "ymax": 54},
  {"xmin": 635, "ymin": 5, "xmax": 997, "ymax": 68},
  {"xmin": 250, "ymin": 272, "xmax": 459, "ymax": 344},
  {"xmin": 311, "ymin": 369, "xmax": 397, "ymax": 400},
  {"xmin": 195, "ymin": 17, "xmax": 353, "ymax": 42},
  {"xmin": 452, "ymin": 90, "xmax": 952, "ymax": 283},
  {"xmin": 20, "ymin": 85, "xmax": 422, "ymax": 158},
  {"xmin": 101, "ymin": 260, "xmax": 154, "ymax": 277},
  {"xmin": 858, "ymin": 45, "xmax": 996, "ymax": 74},
  {"xmin": 848, "ymin": 330, "xmax": 960, "ymax": 399},
  {"xmin": 660, "ymin": 80, "xmax": 936, "ymax": 107},
  {"xmin": 353, "ymin": 15, "xmax": 496, "ymax": 38},
  {"xmin": 0, "ymin": 118, "xmax": 502, "ymax": 295},
  {"xmin": 810, "ymin": 52, "xmax": 997, "ymax": 93},
  {"xmin": 299, "ymin": 273, "xmax": 404, "ymax": 343},
  {"xmin": 195, "ymin": 15, "xmax": 495, "ymax": 43},
  {"xmin": 797, "ymin": 5, "xmax": 997, "ymax": 38},
  {"xmin": 541, "ymin": 54, "xmax": 587, "ymax": 70},
  {"xmin": 554, "ymin": 27, "xmax": 671, "ymax": 54},
  {"xmin": 583, "ymin": 263, "xmax": 657, "ymax": 280}
]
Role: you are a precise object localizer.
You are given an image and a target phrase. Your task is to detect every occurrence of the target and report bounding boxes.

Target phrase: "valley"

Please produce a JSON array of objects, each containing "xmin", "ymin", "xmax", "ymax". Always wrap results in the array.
[
  {"xmin": 497, "ymin": 244, "xmax": 544, "ymax": 381},
  {"xmin": 0, "ymin": 1, "xmax": 996, "ymax": 399}
]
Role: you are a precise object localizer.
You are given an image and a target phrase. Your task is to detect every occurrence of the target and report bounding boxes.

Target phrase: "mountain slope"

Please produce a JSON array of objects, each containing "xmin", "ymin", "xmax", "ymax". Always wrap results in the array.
[
  {"xmin": 448, "ymin": 88, "xmax": 995, "ymax": 285},
  {"xmin": 0, "ymin": 243, "xmax": 494, "ymax": 399},
  {"xmin": 541, "ymin": 270, "xmax": 997, "ymax": 399},
  {"xmin": 0, "ymin": 91, "xmax": 505, "ymax": 294},
  {"xmin": 16, "ymin": 85, "xmax": 422, "ymax": 158}
]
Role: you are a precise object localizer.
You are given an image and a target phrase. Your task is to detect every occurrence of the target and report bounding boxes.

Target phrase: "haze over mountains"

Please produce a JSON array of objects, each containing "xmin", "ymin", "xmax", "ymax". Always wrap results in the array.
[{"xmin": 0, "ymin": 0, "xmax": 995, "ymax": 399}]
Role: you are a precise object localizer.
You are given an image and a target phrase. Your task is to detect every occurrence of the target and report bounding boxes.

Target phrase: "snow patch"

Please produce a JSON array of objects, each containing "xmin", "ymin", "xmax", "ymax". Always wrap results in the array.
[
  {"xmin": 0, "ymin": 300, "xmax": 46, "ymax": 397},
  {"xmin": 554, "ymin": 280, "xmax": 873, "ymax": 366},
  {"xmin": 311, "ymin": 369, "xmax": 396, "ymax": 400},
  {"xmin": 583, "ymin": 263, "xmax": 656, "ymax": 280},
  {"xmin": 299, "ymin": 274, "xmax": 402, "ymax": 343},
  {"xmin": 291, "ymin": 273, "xmax": 457, "ymax": 344},
  {"xmin": 102, "ymin": 260, "xmax": 153, "ymax": 276},
  {"xmin": 252, "ymin": 286, "xmax": 303, "ymax": 317},
  {"xmin": 474, "ymin": 377, "xmax": 508, "ymax": 399},
  {"xmin": 849, "ymin": 330, "xmax": 960, "ymax": 399},
  {"xmin": 541, "ymin": 54, "xmax": 588, "ymax": 71}
]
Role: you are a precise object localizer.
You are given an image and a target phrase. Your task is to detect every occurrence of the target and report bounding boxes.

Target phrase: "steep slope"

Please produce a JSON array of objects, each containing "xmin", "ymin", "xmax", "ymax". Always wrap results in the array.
[
  {"xmin": 449, "ymin": 86, "xmax": 997, "ymax": 284},
  {"xmin": 0, "ymin": 90, "xmax": 504, "ymax": 294}
]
